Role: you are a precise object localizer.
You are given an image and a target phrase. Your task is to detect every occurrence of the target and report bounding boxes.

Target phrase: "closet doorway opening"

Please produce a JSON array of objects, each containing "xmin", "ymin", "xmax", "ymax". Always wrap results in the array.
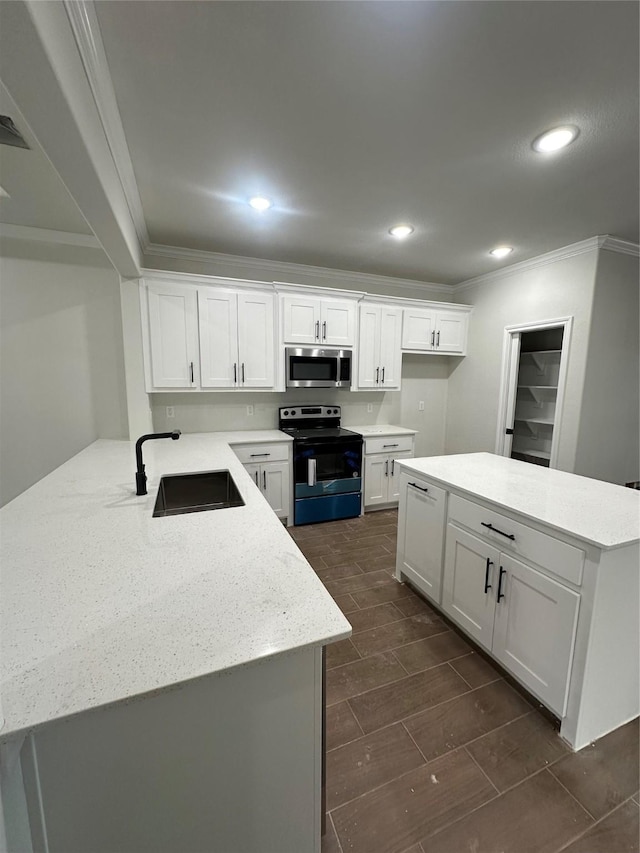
[{"xmin": 495, "ymin": 317, "xmax": 573, "ymax": 469}]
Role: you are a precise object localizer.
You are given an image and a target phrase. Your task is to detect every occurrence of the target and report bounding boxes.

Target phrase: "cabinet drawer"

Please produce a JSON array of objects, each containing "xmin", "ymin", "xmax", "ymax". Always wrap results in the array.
[
  {"xmin": 448, "ymin": 494, "xmax": 584, "ymax": 586},
  {"xmin": 232, "ymin": 442, "xmax": 290, "ymax": 464},
  {"xmin": 364, "ymin": 435, "xmax": 414, "ymax": 455}
]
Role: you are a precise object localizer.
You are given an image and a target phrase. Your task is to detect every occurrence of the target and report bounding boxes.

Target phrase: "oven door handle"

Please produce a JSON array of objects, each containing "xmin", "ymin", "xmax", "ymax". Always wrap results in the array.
[{"xmin": 307, "ymin": 458, "xmax": 317, "ymax": 487}]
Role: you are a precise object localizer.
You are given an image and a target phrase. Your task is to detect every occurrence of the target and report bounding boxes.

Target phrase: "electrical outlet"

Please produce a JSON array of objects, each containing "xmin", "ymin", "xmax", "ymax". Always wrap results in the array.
[
  {"xmin": 166, "ymin": 406, "xmax": 175, "ymax": 418},
  {"xmin": 247, "ymin": 405, "xmax": 254, "ymax": 416},
  {"xmin": 418, "ymin": 401, "xmax": 425, "ymax": 411},
  {"xmin": 367, "ymin": 403, "xmax": 373, "ymax": 413}
]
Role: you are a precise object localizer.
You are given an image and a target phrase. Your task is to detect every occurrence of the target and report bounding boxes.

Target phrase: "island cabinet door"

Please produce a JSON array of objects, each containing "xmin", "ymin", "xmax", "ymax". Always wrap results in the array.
[
  {"xmin": 443, "ymin": 524, "xmax": 499, "ymax": 651},
  {"xmin": 492, "ymin": 554, "xmax": 580, "ymax": 717},
  {"xmin": 400, "ymin": 479, "xmax": 447, "ymax": 604}
]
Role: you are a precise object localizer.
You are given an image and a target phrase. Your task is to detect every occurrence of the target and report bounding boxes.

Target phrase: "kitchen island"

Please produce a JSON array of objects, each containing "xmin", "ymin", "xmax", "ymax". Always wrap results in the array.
[
  {"xmin": 395, "ymin": 452, "xmax": 639, "ymax": 751},
  {"xmin": 0, "ymin": 433, "xmax": 351, "ymax": 853}
]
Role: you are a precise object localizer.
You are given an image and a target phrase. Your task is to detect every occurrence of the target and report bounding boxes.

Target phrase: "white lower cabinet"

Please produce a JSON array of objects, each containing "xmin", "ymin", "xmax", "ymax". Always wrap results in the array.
[
  {"xmin": 362, "ymin": 434, "xmax": 415, "ymax": 508},
  {"xmin": 442, "ymin": 522, "xmax": 580, "ymax": 716},
  {"xmin": 232, "ymin": 442, "xmax": 290, "ymax": 521},
  {"xmin": 245, "ymin": 461, "xmax": 289, "ymax": 519},
  {"xmin": 396, "ymin": 476, "xmax": 446, "ymax": 604}
]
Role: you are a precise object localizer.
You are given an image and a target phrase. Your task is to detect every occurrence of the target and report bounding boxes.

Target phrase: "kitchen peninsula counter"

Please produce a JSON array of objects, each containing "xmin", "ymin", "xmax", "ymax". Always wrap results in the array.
[{"xmin": 0, "ymin": 433, "xmax": 350, "ymax": 852}]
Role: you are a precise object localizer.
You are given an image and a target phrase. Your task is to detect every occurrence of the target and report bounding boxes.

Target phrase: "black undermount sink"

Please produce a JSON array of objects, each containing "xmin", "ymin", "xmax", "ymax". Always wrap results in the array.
[{"xmin": 153, "ymin": 470, "xmax": 245, "ymax": 517}]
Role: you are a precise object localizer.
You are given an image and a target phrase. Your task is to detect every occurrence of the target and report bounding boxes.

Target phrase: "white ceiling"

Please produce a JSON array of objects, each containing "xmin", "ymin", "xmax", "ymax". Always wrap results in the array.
[{"xmin": 1, "ymin": 2, "xmax": 638, "ymax": 285}]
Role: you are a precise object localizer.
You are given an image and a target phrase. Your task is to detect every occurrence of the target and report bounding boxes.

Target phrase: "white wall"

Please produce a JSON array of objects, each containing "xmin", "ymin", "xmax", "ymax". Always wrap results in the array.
[
  {"xmin": 574, "ymin": 250, "xmax": 639, "ymax": 484},
  {"xmin": 150, "ymin": 356, "xmax": 451, "ymax": 460},
  {"xmin": 0, "ymin": 238, "xmax": 128, "ymax": 506},
  {"xmin": 447, "ymin": 250, "xmax": 600, "ymax": 472}
]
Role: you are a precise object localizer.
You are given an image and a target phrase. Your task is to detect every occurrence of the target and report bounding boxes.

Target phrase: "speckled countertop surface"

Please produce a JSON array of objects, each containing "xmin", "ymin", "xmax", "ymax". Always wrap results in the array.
[
  {"xmin": 398, "ymin": 452, "xmax": 640, "ymax": 550},
  {"xmin": 0, "ymin": 432, "xmax": 350, "ymax": 740},
  {"xmin": 348, "ymin": 425, "xmax": 418, "ymax": 437}
]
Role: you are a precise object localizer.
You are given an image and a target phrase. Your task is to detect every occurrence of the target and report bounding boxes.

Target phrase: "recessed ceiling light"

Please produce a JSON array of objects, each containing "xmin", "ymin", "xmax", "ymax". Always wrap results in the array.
[
  {"xmin": 532, "ymin": 125, "xmax": 579, "ymax": 153},
  {"xmin": 490, "ymin": 246, "xmax": 513, "ymax": 259},
  {"xmin": 248, "ymin": 195, "xmax": 272, "ymax": 211},
  {"xmin": 389, "ymin": 224, "xmax": 414, "ymax": 239}
]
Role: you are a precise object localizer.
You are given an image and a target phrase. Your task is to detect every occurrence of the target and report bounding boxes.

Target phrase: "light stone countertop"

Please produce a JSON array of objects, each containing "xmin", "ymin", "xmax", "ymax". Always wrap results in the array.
[
  {"xmin": 0, "ymin": 432, "xmax": 351, "ymax": 741},
  {"xmin": 347, "ymin": 425, "xmax": 418, "ymax": 437},
  {"xmin": 398, "ymin": 452, "xmax": 640, "ymax": 550}
]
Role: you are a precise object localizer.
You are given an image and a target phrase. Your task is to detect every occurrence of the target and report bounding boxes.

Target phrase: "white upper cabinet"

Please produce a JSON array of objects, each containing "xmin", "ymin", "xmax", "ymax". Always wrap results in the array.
[
  {"xmin": 142, "ymin": 279, "xmax": 276, "ymax": 392},
  {"xmin": 402, "ymin": 307, "xmax": 469, "ymax": 354},
  {"xmin": 199, "ymin": 288, "xmax": 275, "ymax": 389},
  {"xmin": 282, "ymin": 295, "xmax": 356, "ymax": 346},
  {"xmin": 356, "ymin": 303, "xmax": 402, "ymax": 390},
  {"xmin": 146, "ymin": 283, "xmax": 200, "ymax": 388},
  {"xmin": 199, "ymin": 289, "xmax": 238, "ymax": 388}
]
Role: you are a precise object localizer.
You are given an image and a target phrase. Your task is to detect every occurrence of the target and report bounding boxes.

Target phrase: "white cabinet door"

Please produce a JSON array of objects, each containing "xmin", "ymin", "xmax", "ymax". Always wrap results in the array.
[
  {"xmin": 320, "ymin": 300, "xmax": 356, "ymax": 347},
  {"xmin": 492, "ymin": 553, "xmax": 580, "ymax": 716},
  {"xmin": 378, "ymin": 307, "xmax": 403, "ymax": 389},
  {"xmin": 147, "ymin": 284, "xmax": 199, "ymax": 388},
  {"xmin": 388, "ymin": 451, "xmax": 414, "ymax": 503},
  {"xmin": 435, "ymin": 311, "xmax": 467, "ymax": 354},
  {"xmin": 357, "ymin": 304, "xmax": 381, "ymax": 389},
  {"xmin": 364, "ymin": 455, "xmax": 387, "ymax": 506},
  {"xmin": 237, "ymin": 292, "xmax": 275, "ymax": 388},
  {"xmin": 262, "ymin": 461, "xmax": 290, "ymax": 518},
  {"xmin": 198, "ymin": 289, "xmax": 238, "ymax": 388},
  {"xmin": 400, "ymin": 478, "xmax": 446, "ymax": 604},
  {"xmin": 244, "ymin": 463, "xmax": 261, "ymax": 491},
  {"xmin": 282, "ymin": 296, "xmax": 321, "ymax": 344},
  {"xmin": 443, "ymin": 524, "xmax": 499, "ymax": 651},
  {"xmin": 402, "ymin": 308, "xmax": 436, "ymax": 351}
]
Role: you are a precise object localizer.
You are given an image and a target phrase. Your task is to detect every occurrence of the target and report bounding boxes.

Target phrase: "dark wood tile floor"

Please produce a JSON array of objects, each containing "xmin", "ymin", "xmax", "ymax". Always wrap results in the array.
[{"xmin": 288, "ymin": 509, "xmax": 640, "ymax": 853}]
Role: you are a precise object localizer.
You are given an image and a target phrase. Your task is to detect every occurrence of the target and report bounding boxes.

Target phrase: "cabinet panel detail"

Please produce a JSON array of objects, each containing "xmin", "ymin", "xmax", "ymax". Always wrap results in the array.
[
  {"xmin": 492, "ymin": 554, "xmax": 580, "ymax": 716},
  {"xmin": 442, "ymin": 524, "xmax": 499, "ymax": 650}
]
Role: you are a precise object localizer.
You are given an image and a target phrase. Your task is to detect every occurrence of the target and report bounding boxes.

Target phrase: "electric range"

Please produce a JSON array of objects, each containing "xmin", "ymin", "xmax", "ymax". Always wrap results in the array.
[{"xmin": 279, "ymin": 405, "xmax": 363, "ymax": 525}]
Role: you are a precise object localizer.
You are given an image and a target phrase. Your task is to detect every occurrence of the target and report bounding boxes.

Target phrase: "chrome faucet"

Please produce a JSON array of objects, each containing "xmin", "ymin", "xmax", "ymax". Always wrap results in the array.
[{"xmin": 135, "ymin": 430, "xmax": 181, "ymax": 495}]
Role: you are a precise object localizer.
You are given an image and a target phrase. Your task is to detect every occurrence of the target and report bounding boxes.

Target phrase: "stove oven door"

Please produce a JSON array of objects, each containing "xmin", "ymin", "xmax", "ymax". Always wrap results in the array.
[{"xmin": 293, "ymin": 437, "xmax": 362, "ymax": 525}]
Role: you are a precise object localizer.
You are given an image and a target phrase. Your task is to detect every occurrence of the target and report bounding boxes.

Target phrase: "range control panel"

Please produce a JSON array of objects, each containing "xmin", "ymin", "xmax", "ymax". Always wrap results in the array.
[{"xmin": 279, "ymin": 405, "xmax": 341, "ymax": 422}]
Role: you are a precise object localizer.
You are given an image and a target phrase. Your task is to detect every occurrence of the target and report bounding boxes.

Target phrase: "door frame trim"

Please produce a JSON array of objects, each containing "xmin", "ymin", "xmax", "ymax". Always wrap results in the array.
[{"xmin": 495, "ymin": 316, "xmax": 574, "ymax": 468}]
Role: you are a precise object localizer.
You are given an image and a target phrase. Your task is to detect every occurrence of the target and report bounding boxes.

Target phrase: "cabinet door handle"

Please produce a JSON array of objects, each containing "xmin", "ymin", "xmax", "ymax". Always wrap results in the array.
[
  {"xmin": 484, "ymin": 558, "xmax": 493, "ymax": 594},
  {"xmin": 233, "ymin": 363, "xmax": 237, "ymax": 384},
  {"xmin": 315, "ymin": 320, "xmax": 320, "ymax": 341},
  {"xmin": 436, "ymin": 331, "xmax": 440, "ymax": 347},
  {"xmin": 481, "ymin": 522, "xmax": 515, "ymax": 541},
  {"xmin": 322, "ymin": 321, "xmax": 327, "ymax": 340},
  {"xmin": 241, "ymin": 362, "xmax": 245, "ymax": 383},
  {"xmin": 385, "ymin": 459, "xmax": 389, "ymax": 477},
  {"xmin": 250, "ymin": 453, "xmax": 271, "ymax": 458},
  {"xmin": 263, "ymin": 470, "xmax": 266, "ymax": 489},
  {"xmin": 383, "ymin": 443, "xmax": 399, "ymax": 448},
  {"xmin": 254, "ymin": 471, "xmax": 259, "ymax": 486},
  {"xmin": 308, "ymin": 458, "xmax": 317, "ymax": 487},
  {"xmin": 381, "ymin": 366, "xmax": 385, "ymax": 384},
  {"xmin": 375, "ymin": 367, "xmax": 380, "ymax": 384},
  {"xmin": 497, "ymin": 566, "xmax": 506, "ymax": 602},
  {"xmin": 189, "ymin": 361, "xmax": 194, "ymax": 383},
  {"xmin": 431, "ymin": 330, "xmax": 435, "ymax": 346},
  {"xmin": 409, "ymin": 482, "xmax": 429, "ymax": 493},
  {"xmin": 391, "ymin": 459, "xmax": 395, "ymax": 476}
]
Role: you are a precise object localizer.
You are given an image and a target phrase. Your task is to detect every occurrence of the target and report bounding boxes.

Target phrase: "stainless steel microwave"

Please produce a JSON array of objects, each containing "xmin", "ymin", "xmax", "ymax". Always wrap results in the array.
[{"xmin": 285, "ymin": 347, "xmax": 352, "ymax": 388}]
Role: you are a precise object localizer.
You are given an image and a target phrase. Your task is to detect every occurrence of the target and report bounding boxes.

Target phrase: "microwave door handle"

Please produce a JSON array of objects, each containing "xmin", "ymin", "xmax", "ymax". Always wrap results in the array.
[{"xmin": 307, "ymin": 458, "xmax": 317, "ymax": 487}]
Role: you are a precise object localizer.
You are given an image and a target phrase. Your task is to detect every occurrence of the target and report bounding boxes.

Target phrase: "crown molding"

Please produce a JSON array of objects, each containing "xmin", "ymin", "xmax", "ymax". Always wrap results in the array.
[
  {"xmin": 142, "ymin": 241, "xmax": 453, "ymax": 297},
  {"xmin": 599, "ymin": 236, "xmax": 640, "ymax": 257},
  {"xmin": 0, "ymin": 223, "xmax": 102, "ymax": 248},
  {"xmin": 453, "ymin": 237, "xmax": 604, "ymax": 295},
  {"xmin": 63, "ymin": 0, "xmax": 149, "ymax": 249}
]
